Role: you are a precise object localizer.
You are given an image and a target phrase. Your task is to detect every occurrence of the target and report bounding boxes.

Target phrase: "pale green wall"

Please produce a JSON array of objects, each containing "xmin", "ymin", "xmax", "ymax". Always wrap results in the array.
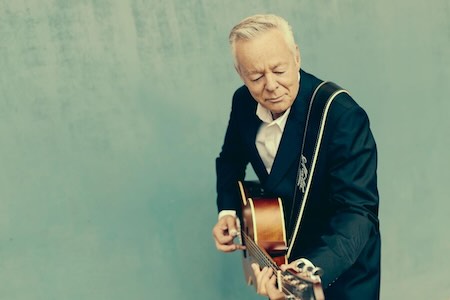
[{"xmin": 0, "ymin": 1, "xmax": 449, "ymax": 299}]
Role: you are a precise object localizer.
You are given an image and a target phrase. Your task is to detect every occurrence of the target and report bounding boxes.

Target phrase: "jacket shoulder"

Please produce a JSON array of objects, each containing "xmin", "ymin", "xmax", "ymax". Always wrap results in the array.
[
  {"xmin": 231, "ymin": 85, "xmax": 257, "ymax": 113},
  {"xmin": 328, "ymin": 88, "xmax": 369, "ymax": 120}
]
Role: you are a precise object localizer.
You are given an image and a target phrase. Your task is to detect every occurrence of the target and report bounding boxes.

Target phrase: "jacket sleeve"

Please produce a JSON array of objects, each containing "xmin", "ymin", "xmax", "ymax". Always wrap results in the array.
[
  {"xmin": 215, "ymin": 90, "xmax": 250, "ymax": 212},
  {"xmin": 304, "ymin": 103, "xmax": 380, "ymax": 288}
]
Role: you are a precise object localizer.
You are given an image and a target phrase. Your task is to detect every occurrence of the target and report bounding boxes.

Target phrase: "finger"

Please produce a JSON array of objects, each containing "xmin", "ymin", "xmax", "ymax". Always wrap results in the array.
[
  {"xmin": 251, "ymin": 263, "xmax": 261, "ymax": 275},
  {"xmin": 214, "ymin": 239, "xmax": 238, "ymax": 252},
  {"xmin": 251, "ymin": 263, "xmax": 263, "ymax": 293},
  {"xmin": 254, "ymin": 266, "xmax": 271, "ymax": 295},
  {"xmin": 280, "ymin": 260, "xmax": 300, "ymax": 271},
  {"xmin": 224, "ymin": 216, "xmax": 238, "ymax": 236},
  {"xmin": 235, "ymin": 244, "xmax": 246, "ymax": 250},
  {"xmin": 258, "ymin": 268, "xmax": 274, "ymax": 296},
  {"xmin": 212, "ymin": 225, "xmax": 234, "ymax": 244},
  {"xmin": 266, "ymin": 275, "xmax": 284, "ymax": 300},
  {"xmin": 213, "ymin": 222, "xmax": 247, "ymax": 252},
  {"xmin": 212, "ymin": 219, "xmax": 235, "ymax": 244},
  {"xmin": 213, "ymin": 236, "xmax": 246, "ymax": 252},
  {"xmin": 263, "ymin": 267, "xmax": 274, "ymax": 282}
]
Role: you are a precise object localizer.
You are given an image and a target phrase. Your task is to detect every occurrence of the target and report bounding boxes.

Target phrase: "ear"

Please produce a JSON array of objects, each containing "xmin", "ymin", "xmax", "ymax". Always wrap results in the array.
[{"xmin": 295, "ymin": 45, "xmax": 301, "ymax": 70}]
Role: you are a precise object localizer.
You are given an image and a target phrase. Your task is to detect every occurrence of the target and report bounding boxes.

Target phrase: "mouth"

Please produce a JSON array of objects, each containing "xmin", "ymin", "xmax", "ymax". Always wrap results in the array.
[{"xmin": 266, "ymin": 95, "xmax": 284, "ymax": 103}]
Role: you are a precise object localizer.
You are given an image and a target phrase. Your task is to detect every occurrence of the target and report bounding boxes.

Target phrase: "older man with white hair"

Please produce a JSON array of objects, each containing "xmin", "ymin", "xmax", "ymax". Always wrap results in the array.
[{"xmin": 212, "ymin": 14, "xmax": 380, "ymax": 300}]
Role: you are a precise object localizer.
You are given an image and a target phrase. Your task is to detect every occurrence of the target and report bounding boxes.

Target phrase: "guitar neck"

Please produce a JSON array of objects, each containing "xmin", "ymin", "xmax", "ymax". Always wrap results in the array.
[
  {"xmin": 242, "ymin": 231, "xmax": 279, "ymax": 271},
  {"xmin": 242, "ymin": 230, "xmax": 320, "ymax": 300}
]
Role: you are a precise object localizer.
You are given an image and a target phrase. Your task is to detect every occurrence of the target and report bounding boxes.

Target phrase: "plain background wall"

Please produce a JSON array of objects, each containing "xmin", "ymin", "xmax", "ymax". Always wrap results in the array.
[{"xmin": 0, "ymin": 1, "xmax": 449, "ymax": 299}]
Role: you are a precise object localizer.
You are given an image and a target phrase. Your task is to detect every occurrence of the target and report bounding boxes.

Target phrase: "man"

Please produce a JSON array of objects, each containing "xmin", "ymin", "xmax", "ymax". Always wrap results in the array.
[{"xmin": 212, "ymin": 14, "xmax": 380, "ymax": 300}]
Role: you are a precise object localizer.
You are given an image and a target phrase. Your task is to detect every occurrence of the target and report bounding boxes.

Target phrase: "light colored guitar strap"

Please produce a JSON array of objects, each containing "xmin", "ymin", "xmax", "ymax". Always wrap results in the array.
[{"xmin": 287, "ymin": 81, "xmax": 349, "ymax": 258}]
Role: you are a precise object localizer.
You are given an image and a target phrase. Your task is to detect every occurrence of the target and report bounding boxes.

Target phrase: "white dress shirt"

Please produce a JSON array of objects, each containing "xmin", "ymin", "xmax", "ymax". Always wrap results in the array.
[
  {"xmin": 217, "ymin": 106, "xmax": 290, "ymax": 220},
  {"xmin": 255, "ymin": 104, "xmax": 291, "ymax": 174}
]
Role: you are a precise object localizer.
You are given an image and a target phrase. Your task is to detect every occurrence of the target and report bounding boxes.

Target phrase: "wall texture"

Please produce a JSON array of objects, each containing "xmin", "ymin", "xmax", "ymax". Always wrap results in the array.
[{"xmin": 0, "ymin": 1, "xmax": 449, "ymax": 299}]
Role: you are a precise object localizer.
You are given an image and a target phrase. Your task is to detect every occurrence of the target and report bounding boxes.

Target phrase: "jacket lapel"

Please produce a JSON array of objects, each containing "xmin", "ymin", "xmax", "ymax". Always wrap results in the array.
[
  {"xmin": 265, "ymin": 72, "xmax": 316, "ymax": 191},
  {"xmin": 241, "ymin": 106, "xmax": 270, "ymax": 183}
]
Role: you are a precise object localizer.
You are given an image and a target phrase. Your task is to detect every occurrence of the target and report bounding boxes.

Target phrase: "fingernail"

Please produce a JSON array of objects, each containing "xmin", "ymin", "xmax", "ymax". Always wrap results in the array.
[{"xmin": 229, "ymin": 229, "xmax": 237, "ymax": 236}]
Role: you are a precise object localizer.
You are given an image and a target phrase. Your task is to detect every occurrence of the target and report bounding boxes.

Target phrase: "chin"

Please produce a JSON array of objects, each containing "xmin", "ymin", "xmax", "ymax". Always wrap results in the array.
[{"xmin": 271, "ymin": 103, "xmax": 290, "ymax": 112}]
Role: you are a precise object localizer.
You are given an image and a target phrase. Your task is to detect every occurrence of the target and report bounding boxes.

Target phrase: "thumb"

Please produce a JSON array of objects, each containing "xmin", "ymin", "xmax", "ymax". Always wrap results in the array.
[{"xmin": 225, "ymin": 215, "xmax": 238, "ymax": 236}]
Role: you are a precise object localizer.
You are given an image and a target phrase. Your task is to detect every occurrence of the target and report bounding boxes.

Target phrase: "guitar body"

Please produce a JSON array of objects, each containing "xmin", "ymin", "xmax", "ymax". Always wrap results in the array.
[
  {"xmin": 238, "ymin": 181, "xmax": 288, "ymax": 285},
  {"xmin": 237, "ymin": 181, "xmax": 324, "ymax": 300}
]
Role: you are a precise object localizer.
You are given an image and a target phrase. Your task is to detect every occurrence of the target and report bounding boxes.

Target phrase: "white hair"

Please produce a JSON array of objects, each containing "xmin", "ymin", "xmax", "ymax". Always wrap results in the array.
[{"xmin": 229, "ymin": 14, "xmax": 298, "ymax": 66}]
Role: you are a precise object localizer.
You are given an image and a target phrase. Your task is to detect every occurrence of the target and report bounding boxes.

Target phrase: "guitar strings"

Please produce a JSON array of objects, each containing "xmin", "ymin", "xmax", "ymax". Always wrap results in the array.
[
  {"xmin": 242, "ymin": 232, "xmax": 298, "ymax": 298},
  {"xmin": 243, "ymin": 236, "xmax": 274, "ymax": 269},
  {"xmin": 242, "ymin": 231, "xmax": 278, "ymax": 272},
  {"xmin": 241, "ymin": 230, "xmax": 316, "ymax": 299},
  {"xmin": 242, "ymin": 232, "xmax": 310, "ymax": 299}
]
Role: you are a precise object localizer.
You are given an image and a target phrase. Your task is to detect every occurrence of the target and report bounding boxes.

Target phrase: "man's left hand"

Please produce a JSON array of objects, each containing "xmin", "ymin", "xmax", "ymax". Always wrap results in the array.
[{"xmin": 251, "ymin": 263, "xmax": 285, "ymax": 300}]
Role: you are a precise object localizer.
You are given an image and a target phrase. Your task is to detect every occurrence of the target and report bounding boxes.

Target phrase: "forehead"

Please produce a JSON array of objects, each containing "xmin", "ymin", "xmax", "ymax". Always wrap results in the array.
[{"xmin": 234, "ymin": 29, "xmax": 294, "ymax": 72}]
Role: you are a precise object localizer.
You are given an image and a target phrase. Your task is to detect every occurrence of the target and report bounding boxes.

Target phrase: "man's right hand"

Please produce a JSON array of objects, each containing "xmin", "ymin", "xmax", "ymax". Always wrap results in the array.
[{"xmin": 212, "ymin": 215, "xmax": 245, "ymax": 252}]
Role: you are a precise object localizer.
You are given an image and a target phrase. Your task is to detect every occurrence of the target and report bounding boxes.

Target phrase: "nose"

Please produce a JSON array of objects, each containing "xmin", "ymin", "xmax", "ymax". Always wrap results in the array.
[{"xmin": 264, "ymin": 73, "xmax": 278, "ymax": 92}]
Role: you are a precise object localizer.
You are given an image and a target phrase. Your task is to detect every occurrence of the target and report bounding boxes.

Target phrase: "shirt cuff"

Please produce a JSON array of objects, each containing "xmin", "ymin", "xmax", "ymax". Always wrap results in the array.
[{"xmin": 218, "ymin": 210, "xmax": 236, "ymax": 220}]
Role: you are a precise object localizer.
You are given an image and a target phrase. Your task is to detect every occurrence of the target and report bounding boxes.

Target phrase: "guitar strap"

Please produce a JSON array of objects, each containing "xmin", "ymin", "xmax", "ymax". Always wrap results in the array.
[{"xmin": 287, "ymin": 81, "xmax": 349, "ymax": 258}]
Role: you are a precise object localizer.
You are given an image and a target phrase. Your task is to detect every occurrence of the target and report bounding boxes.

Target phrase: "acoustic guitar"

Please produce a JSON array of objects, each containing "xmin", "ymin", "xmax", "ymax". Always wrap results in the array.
[{"xmin": 238, "ymin": 181, "xmax": 324, "ymax": 300}]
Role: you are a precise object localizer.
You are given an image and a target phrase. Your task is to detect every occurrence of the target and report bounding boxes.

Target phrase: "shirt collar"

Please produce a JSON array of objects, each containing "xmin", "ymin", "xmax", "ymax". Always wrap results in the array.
[{"xmin": 256, "ymin": 104, "xmax": 291, "ymax": 131}]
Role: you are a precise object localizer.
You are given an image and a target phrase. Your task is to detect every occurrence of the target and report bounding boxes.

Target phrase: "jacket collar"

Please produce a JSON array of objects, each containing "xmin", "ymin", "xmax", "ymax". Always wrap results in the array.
[{"xmin": 264, "ymin": 70, "xmax": 317, "ymax": 191}]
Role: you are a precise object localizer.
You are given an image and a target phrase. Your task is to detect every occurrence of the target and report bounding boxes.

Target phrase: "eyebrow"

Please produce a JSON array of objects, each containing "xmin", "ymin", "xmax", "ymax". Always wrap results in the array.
[
  {"xmin": 272, "ymin": 63, "xmax": 287, "ymax": 69},
  {"xmin": 246, "ymin": 71, "xmax": 263, "ymax": 76}
]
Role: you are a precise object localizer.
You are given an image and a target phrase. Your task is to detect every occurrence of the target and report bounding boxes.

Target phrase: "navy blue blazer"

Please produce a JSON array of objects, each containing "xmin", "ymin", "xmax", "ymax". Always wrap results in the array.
[{"xmin": 216, "ymin": 70, "xmax": 381, "ymax": 300}]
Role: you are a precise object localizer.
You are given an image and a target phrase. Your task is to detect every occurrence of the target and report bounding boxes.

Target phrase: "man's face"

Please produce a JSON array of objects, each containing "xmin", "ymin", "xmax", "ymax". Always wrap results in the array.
[{"xmin": 234, "ymin": 29, "xmax": 301, "ymax": 119}]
